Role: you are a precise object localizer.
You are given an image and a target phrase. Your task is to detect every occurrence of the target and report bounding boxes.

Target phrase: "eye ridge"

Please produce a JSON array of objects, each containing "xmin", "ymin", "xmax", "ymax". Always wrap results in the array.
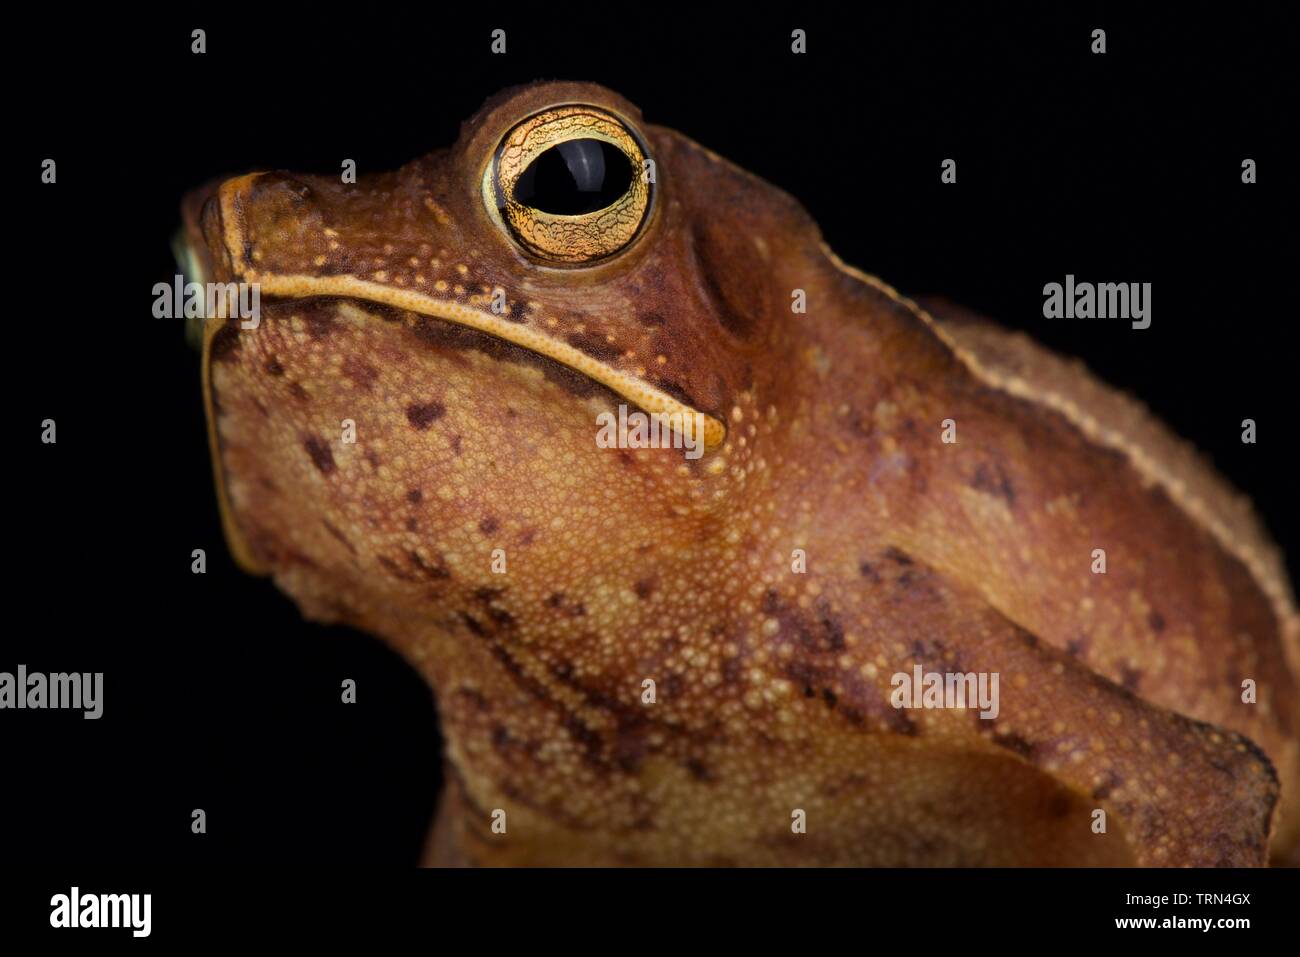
[{"xmin": 512, "ymin": 138, "xmax": 634, "ymax": 216}]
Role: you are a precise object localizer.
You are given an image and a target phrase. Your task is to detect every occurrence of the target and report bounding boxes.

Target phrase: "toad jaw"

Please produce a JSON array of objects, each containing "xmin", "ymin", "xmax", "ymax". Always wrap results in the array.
[{"xmin": 199, "ymin": 173, "xmax": 727, "ymax": 574}]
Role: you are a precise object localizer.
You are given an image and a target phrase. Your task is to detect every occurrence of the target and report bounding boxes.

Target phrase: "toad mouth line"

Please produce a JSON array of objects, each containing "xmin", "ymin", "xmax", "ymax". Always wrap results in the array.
[{"xmin": 211, "ymin": 173, "xmax": 727, "ymax": 454}]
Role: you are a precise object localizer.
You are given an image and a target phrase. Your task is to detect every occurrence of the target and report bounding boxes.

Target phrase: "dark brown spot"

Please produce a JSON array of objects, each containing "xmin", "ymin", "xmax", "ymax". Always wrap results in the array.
[
  {"xmin": 814, "ymin": 599, "xmax": 846, "ymax": 652},
  {"xmin": 563, "ymin": 714, "xmax": 605, "ymax": 767},
  {"xmin": 1137, "ymin": 809, "xmax": 1167, "ymax": 842},
  {"xmin": 322, "ymin": 520, "xmax": 356, "ymax": 554},
  {"xmin": 303, "ymin": 435, "xmax": 335, "ymax": 474},
  {"xmin": 406, "ymin": 488, "xmax": 423, "ymax": 504},
  {"xmin": 614, "ymin": 726, "xmax": 649, "ymax": 773},
  {"xmin": 406, "ymin": 401, "xmax": 446, "ymax": 430},
  {"xmin": 305, "ymin": 312, "xmax": 336, "ymax": 340},
  {"xmin": 841, "ymin": 706, "xmax": 865, "ymax": 726},
  {"xmin": 209, "ymin": 323, "xmax": 241, "ymax": 363},
  {"xmin": 341, "ymin": 354, "xmax": 380, "ymax": 391},
  {"xmin": 886, "ymin": 707, "xmax": 919, "ymax": 736},
  {"xmin": 377, "ymin": 555, "xmax": 415, "ymax": 582},
  {"xmin": 264, "ymin": 356, "xmax": 284, "ymax": 376},
  {"xmin": 882, "ymin": 546, "xmax": 914, "ymax": 566},
  {"xmin": 1148, "ymin": 610, "xmax": 1166, "ymax": 633},
  {"xmin": 408, "ymin": 549, "xmax": 450, "ymax": 581},
  {"xmin": 633, "ymin": 578, "xmax": 656, "ymax": 600},
  {"xmin": 970, "ymin": 462, "xmax": 1016, "ymax": 506},
  {"xmin": 479, "ymin": 516, "xmax": 500, "ymax": 535},
  {"xmin": 858, "ymin": 561, "xmax": 881, "ymax": 582},
  {"xmin": 847, "ymin": 410, "xmax": 876, "ymax": 440},
  {"xmin": 992, "ymin": 732, "xmax": 1036, "ymax": 759},
  {"xmin": 684, "ymin": 758, "xmax": 714, "ymax": 782},
  {"xmin": 821, "ymin": 688, "xmax": 838, "ymax": 708},
  {"xmin": 1091, "ymin": 772, "xmax": 1124, "ymax": 800},
  {"xmin": 288, "ymin": 381, "xmax": 310, "ymax": 401},
  {"xmin": 544, "ymin": 592, "xmax": 586, "ymax": 617},
  {"xmin": 909, "ymin": 636, "xmax": 962, "ymax": 674},
  {"xmin": 638, "ymin": 311, "xmax": 666, "ymax": 327}
]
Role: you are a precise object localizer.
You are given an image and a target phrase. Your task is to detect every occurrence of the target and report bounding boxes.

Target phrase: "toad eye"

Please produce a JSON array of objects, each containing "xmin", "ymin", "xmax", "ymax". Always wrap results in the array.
[{"xmin": 486, "ymin": 105, "xmax": 652, "ymax": 265}]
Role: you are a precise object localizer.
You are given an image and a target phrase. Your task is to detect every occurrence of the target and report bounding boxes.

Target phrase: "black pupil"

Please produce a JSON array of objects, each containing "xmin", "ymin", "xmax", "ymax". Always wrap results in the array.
[{"xmin": 512, "ymin": 138, "xmax": 633, "ymax": 214}]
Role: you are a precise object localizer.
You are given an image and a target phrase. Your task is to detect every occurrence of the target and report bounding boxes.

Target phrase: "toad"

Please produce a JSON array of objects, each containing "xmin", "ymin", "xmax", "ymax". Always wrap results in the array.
[{"xmin": 179, "ymin": 81, "xmax": 1298, "ymax": 866}]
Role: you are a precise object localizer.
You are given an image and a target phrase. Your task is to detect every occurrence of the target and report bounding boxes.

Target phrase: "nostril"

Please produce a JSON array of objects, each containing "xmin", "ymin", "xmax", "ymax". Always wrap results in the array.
[
  {"xmin": 260, "ymin": 172, "xmax": 313, "ymax": 203},
  {"xmin": 243, "ymin": 172, "xmax": 316, "ymax": 213}
]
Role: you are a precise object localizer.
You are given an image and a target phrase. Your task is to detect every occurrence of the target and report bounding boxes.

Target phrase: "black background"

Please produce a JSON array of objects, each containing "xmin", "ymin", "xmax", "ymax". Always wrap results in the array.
[{"xmin": 7, "ymin": 3, "xmax": 1298, "ymax": 880}]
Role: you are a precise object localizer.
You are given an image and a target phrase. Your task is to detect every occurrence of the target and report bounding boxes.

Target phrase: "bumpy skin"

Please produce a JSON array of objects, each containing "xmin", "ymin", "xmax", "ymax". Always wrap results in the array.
[{"xmin": 182, "ymin": 81, "xmax": 1299, "ymax": 866}]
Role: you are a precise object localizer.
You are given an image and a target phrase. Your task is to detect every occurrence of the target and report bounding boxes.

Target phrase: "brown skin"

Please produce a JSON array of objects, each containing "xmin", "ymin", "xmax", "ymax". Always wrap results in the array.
[{"xmin": 182, "ymin": 81, "xmax": 1299, "ymax": 866}]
